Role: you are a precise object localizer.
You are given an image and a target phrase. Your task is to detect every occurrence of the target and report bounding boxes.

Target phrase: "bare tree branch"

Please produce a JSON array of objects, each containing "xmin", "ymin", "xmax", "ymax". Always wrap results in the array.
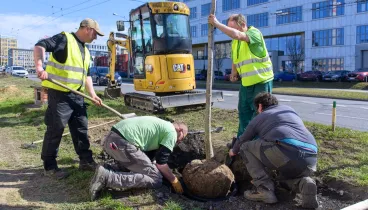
[
  {"xmin": 214, "ymin": 43, "xmax": 225, "ymax": 72},
  {"xmin": 287, "ymin": 37, "xmax": 304, "ymax": 74}
]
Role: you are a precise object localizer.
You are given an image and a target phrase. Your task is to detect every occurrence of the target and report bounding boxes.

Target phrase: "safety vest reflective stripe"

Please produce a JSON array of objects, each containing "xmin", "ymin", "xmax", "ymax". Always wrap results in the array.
[
  {"xmin": 235, "ymin": 56, "xmax": 270, "ymax": 69},
  {"xmin": 239, "ymin": 66, "xmax": 273, "ymax": 78},
  {"xmin": 48, "ymin": 73, "xmax": 83, "ymax": 85},
  {"xmin": 47, "ymin": 60, "xmax": 86, "ymax": 74}
]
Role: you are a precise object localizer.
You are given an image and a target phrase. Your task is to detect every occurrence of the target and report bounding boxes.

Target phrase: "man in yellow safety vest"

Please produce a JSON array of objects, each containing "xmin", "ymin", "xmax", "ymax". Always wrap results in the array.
[
  {"xmin": 33, "ymin": 18, "xmax": 104, "ymax": 179},
  {"xmin": 208, "ymin": 14, "xmax": 273, "ymax": 143}
]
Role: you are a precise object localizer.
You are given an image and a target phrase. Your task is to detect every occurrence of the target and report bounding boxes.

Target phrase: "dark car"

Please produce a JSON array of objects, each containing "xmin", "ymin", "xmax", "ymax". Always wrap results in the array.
[
  {"xmin": 214, "ymin": 71, "xmax": 225, "ymax": 80},
  {"xmin": 195, "ymin": 73, "xmax": 206, "ymax": 80},
  {"xmin": 90, "ymin": 66, "xmax": 109, "ymax": 86},
  {"xmin": 224, "ymin": 69, "xmax": 232, "ymax": 81},
  {"xmin": 298, "ymin": 71, "xmax": 323, "ymax": 81},
  {"xmin": 274, "ymin": 72, "xmax": 296, "ymax": 82},
  {"xmin": 347, "ymin": 69, "xmax": 368, "ymax": 82},
  {"xmin": 322, "ymin": 70, "xmax": 350, "ymax": 82}
]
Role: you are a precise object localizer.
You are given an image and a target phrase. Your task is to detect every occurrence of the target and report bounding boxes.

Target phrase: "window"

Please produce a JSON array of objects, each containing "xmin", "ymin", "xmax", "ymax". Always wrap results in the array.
[
  {"xmin": 215, "ymin": 42, "xmax": 231, "ymax": 58},
  {"xmin": 191, "ymin": 26, "xmax": 197, "ymax": 38},
  {"xmin": 312, "ymin": 0, "xmax": 344, "ymax": 19},
  {"xmin": 223, "ymin": 0, "xmax": 240, "ymax": 11},
  {"xmin": 312, "ymin": 58, "xmax": 344, "ymax": 71},
  {"xmin": 197, "ymin": 50, "xmax": 204, "ymax": 59},
  {"xmin": 265, "ymin": 34, "xmax": 303, "ymax": 56},
  {"xmin": 247, "ymin": 0, "xmax": 268, "ymax": 6},
  {"xmin": 358, "ymin": 0, "xmax": 368, "ymax": 12},
  {"xmin": 201, "ymin": 24, "xmax": 208, "ymax": 36},
  {"xmin": 201, "ymin": 3, "xmax": 211, "ymax": 17},
  {"xmin": 247, "ymin": 12, "xmax": 268, "ymax": 27},
  {"xmin": 357, "ymin": 25, "xmax": 368, "ymax": 44},
  {"xmin": 276, "ymin": 6, "xmax": 302, "ymax": 25},
  {"xmin": 312, "ymin": 28, "xmax": 344, "ymax": 46},
  {"xmin": 190, "ymin": 7, "xmax": 197, "ymax": 19}
]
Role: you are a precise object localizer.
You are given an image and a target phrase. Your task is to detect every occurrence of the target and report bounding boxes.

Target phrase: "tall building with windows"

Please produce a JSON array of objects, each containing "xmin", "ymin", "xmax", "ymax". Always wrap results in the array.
[
  {"xmin": 0, "ymin": 35, "xmax": 17, "ymax": 67},
  {"xmin": 8, "ymin": 48, "xmax": 34, "ymax": 69},
  {"xmin": 183, "ymin": 0, "xmax": 368, "ymax": 73}
]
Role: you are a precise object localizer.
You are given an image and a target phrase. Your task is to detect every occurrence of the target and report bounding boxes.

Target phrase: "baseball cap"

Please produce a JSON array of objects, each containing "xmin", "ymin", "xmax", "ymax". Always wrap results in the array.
[{"xmin": 80, "ymin": 18, "xmax": 104, "ymax": 36}]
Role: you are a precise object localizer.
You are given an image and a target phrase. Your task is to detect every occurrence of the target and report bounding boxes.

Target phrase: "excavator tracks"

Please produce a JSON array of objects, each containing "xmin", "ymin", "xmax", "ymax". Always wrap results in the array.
[{"xmin": 123, "ymin": 90, "xmax": 224, "ymax": 113}]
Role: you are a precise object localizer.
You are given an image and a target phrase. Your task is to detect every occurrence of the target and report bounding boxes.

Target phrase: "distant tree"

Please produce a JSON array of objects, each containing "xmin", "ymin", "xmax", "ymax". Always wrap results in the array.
[{"xmin": 287, "ymin": 37, "xmax": 305, "ymax": 74}]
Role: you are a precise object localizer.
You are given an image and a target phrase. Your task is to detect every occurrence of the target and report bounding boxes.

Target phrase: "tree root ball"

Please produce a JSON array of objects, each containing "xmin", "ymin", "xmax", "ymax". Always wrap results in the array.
[{"xmin": 182, "ymin": 159, "xmax": 235, "ymax": 198}]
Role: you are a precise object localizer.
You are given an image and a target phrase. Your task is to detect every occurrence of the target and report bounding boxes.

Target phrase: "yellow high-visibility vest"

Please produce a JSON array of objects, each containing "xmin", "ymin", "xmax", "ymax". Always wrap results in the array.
[
  {"xmin": 231, "ymin": 27, "xmax": 273, "ymax": 87},
  {"xmin": 42, "ymin": 32, "xmax": 90, "ymax": 92}
]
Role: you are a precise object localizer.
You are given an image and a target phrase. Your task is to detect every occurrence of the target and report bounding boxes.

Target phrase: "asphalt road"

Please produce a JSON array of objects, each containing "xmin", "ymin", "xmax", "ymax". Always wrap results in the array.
[{"xmin": 28, "ymin": 75, "xmax": 368, "ymax": 131}]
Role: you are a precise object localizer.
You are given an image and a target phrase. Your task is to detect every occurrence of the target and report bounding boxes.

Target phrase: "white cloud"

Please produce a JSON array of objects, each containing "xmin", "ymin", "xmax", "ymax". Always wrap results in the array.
[{"xmin": 0, "ymin": 13, "xmax": 115, "ymax": 49}]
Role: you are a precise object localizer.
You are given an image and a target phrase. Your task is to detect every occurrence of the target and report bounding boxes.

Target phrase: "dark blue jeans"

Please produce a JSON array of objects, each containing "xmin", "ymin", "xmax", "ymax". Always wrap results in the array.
[{"xmin": 41, "ymin": 89, "xmax": 93, "ymax": 170}]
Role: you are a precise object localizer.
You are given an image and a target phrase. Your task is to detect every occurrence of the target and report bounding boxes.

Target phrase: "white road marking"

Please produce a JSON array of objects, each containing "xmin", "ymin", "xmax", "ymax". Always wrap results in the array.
[
  {"xmin": 224, "ymin": 93, "xmax": 234, "ymax": 96},
  {"xmin": 300, "ymin": 101, "xmax": 318, "ymax": 105},
  {"xmin": 315, "ymin": 112, "xmax": 368, "ymax": 121},
  {"xmin": 279, "ymin": 99, "xmax": 292, "ymax": 102},
  {"xmin": 359, "ymin": 107, "xmax": 368, "ymax": 110}
]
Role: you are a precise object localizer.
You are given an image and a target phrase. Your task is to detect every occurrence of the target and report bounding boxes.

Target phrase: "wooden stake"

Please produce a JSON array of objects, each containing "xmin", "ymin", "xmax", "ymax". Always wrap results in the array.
[
  {"xmin": 332, "ymin": 101, "xmax": 336, "ymax": 131},
  {"xmin": 204, "ymin": 0, "xmax": 216, "ymax": 160}
]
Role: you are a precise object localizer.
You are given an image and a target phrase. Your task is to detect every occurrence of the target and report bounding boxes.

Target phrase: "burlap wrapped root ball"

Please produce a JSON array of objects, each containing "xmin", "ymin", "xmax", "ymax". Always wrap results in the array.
[{"xmin": 182, "ymin": 159, "xmax": 235, "ymax": 198}]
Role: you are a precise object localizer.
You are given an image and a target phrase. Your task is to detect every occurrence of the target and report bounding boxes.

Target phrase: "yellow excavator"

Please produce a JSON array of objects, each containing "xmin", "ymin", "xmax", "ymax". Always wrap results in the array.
[{"xmin": 104, "ymin": 1, "xmax": 224, "ymax": 112}]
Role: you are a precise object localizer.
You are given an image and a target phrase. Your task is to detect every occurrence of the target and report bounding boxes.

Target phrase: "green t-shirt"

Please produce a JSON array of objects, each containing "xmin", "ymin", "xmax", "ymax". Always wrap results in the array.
[
  {"xmin": 112, "ymin": 116, "xmax": 177, "ymax": 152},
  {"xmin": 245, "ymin": 26, "xmax": 267, "ymax": 58}
]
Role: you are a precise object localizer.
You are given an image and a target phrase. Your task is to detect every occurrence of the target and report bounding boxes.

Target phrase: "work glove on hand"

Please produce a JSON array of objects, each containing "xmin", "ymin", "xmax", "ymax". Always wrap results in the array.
[{"xmin": 171, "ymin": 177, "xmax": 184, "ymax": 194}]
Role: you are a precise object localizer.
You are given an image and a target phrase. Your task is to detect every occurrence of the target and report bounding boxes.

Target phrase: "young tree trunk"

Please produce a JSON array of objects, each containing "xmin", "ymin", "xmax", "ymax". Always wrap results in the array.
[{"xmin": 204, "ymin": 0, "xmax": 216, "ymax": 160}]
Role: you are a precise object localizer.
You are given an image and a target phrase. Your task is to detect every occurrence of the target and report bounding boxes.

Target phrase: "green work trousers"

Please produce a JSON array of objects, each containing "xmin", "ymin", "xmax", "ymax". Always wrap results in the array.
[{"xmin": 237, "ymin": 80, "xmax": 273, "ymax": 137}]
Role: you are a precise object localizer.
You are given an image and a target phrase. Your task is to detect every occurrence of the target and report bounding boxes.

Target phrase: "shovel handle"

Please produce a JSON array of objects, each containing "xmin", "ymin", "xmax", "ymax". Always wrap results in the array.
[{"xmin": 47, "ymin": 78, "xmax": 127, "ymax": 119}]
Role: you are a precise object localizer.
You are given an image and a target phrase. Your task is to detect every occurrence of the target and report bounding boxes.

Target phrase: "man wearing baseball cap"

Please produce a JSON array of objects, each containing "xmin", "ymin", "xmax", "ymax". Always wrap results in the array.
[{"xmin": 33, "ymin": 18, "xmax": 104, "ymax": 179}]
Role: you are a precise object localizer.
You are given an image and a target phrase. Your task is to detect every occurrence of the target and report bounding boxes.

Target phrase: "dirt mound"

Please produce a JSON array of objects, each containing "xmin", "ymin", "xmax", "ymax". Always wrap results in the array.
[
  {"xmin": 182, "ymin": 159, "xmax": 235, "ymax": 198},
  {"xmin": 0, "ymin": 85, "xmax": 19, "ymax": 94},
  {"xmin": 168, "ymin": 133, "xmax": 205, "ymax": 171}
]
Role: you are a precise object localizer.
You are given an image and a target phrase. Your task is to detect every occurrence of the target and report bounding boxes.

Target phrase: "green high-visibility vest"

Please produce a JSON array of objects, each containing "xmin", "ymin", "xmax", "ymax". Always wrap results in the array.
[
  {"xmin": 231, "ymin": 27, "xmax": 273, "ymax": 87},
  {"xmin": 42, "ymin": 32, "xmax": 90, "ymax": 92}
]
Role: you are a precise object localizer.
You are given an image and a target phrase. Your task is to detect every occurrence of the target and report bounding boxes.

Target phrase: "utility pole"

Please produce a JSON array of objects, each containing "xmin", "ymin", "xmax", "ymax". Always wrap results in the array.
[{"xmin": 204, "ymin": 0, "xmax": 216, "ymax": 160}]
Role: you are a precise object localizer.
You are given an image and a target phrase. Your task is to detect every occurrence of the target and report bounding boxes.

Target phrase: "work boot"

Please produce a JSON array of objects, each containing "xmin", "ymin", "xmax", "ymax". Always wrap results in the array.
[
  {"xmin": 90, "ymin": 165, "xmax": 108, "ymax": 201},
  {"xmin": 244, "ymin": 186, "xmax": 278, "ymax": 204},
  {"xmin": 44, "ymin": 168, "xmax": 69, "ymax": 180},
  {"xmin": 79, "ymin": 160, "xmax": 97, "ymax": 171},
  {"xmin": 300, "ymin": 177, "xmax": 319, "ymax": 209}
]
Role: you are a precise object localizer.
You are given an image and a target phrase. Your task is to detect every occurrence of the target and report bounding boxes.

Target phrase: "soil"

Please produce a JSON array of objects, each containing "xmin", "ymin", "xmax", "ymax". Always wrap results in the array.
[
  {"xmin": 0, "ymin": 117, "xmax": 364, "ymax": 210},
  {"xmin": 167, "ymin": 133, "xmax": 206, "ymax": 172},
  {"xmin": 182, "ymin": 159, "xmax": 235, "ymax": 199}
]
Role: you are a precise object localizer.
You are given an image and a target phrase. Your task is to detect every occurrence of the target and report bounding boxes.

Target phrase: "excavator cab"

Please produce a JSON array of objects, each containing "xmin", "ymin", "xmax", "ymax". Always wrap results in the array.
[{"xmin": 128, "ymin": 2, "xmax": 195, "ymax": 93}]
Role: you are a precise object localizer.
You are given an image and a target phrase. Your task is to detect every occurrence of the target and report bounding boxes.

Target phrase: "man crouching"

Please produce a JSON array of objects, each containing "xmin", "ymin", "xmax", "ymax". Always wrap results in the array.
[
  {"xmin": 229, "ymin": 92, "xmax": 319, "ymax": 209},
  {"xmin": 89, "ymin": 116, "xmax": 188, "ymax": 200}
]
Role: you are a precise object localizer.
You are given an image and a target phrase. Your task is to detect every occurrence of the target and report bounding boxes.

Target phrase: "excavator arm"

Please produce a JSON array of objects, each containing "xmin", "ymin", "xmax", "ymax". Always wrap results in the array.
[
  {"xmin": 107, "ymin": 32, "xmax": 130, "ymax": 88},
  {"xmin": 104, "ymin": 32, "xmax": 130, "ymax": 98}
]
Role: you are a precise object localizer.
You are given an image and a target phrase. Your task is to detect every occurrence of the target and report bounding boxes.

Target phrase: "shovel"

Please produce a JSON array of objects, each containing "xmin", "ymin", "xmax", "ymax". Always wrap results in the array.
[{"xmin": 20, "ymin": 78, "xmax": 137, "ymax": 149}]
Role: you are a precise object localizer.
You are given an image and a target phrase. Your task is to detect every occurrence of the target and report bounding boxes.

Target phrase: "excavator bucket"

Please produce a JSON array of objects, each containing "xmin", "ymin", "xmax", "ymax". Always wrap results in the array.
[{"xmin": 104, "ymin": 87, "xmax": 121, "ymax": 99}]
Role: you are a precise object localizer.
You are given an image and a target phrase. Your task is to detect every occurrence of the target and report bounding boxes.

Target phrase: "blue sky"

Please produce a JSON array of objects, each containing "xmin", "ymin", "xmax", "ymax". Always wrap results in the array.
[{"xmin": 0, "ymin": 0, "xmax": 162, "ymax": 48}]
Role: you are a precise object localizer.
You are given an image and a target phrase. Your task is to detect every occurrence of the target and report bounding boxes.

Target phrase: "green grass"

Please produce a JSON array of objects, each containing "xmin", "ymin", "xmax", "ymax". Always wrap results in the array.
[
  {"xmin": 0, "ymin": 76, "xmax": 367, "ymax": 209},
  {"xmin": 163, "ymin": 200, "xmax": 184, "ymax": 210},
  {"xmin": 273, "ymin": 87, "xmax": 368, "ymax": 101}
]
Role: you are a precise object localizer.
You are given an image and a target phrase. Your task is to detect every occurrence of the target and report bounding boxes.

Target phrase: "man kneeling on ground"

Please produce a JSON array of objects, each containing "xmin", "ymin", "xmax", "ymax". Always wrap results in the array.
[
  {"xmin": 89, "ymin": 116, "xmax": 188, "ymax": 200},
  {"xmin": 229, "ymin": 92, "xmax": 319, "ymax": 209}
]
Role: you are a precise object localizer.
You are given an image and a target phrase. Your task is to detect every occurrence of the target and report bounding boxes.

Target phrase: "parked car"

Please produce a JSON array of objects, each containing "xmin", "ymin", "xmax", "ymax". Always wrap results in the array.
[
  {"xmin": 224, "ymin": 69, "xmax": 232, "ymax": 81},
  {"xmin": 347, "ymin": 69, "xmax": 368, "ymax": 82},
  {"xmin": 195, "ymin": 73, "xmax": 206, "ymax": 80},
  {"xmin": 9, "ymin": 66, "xmax": 29, "ymax": 78},
  {"xmin": 274, "ymin": 72, "xmax": 296, "ymax": 82},
  {"xmin": 322, "ymin": 70, "xmax": 350, "ymax": 82},
  {"xmin": 115, "ymin": 72, "xmax": 122, "ymax": 86},
  {"xmin": 89, "ymin": 66, "xmax": 109, "ymax": 86},
  {"xmin": 298, "ymin": 70, "xmax": 323, "ymax": 81},
  {"xmin": 28, "ymin": 68, "xmax": 36, "ymax": 74},
  {"xmin": 214, "ymin": 71, "xmax": 225, "ymax": 80}
]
